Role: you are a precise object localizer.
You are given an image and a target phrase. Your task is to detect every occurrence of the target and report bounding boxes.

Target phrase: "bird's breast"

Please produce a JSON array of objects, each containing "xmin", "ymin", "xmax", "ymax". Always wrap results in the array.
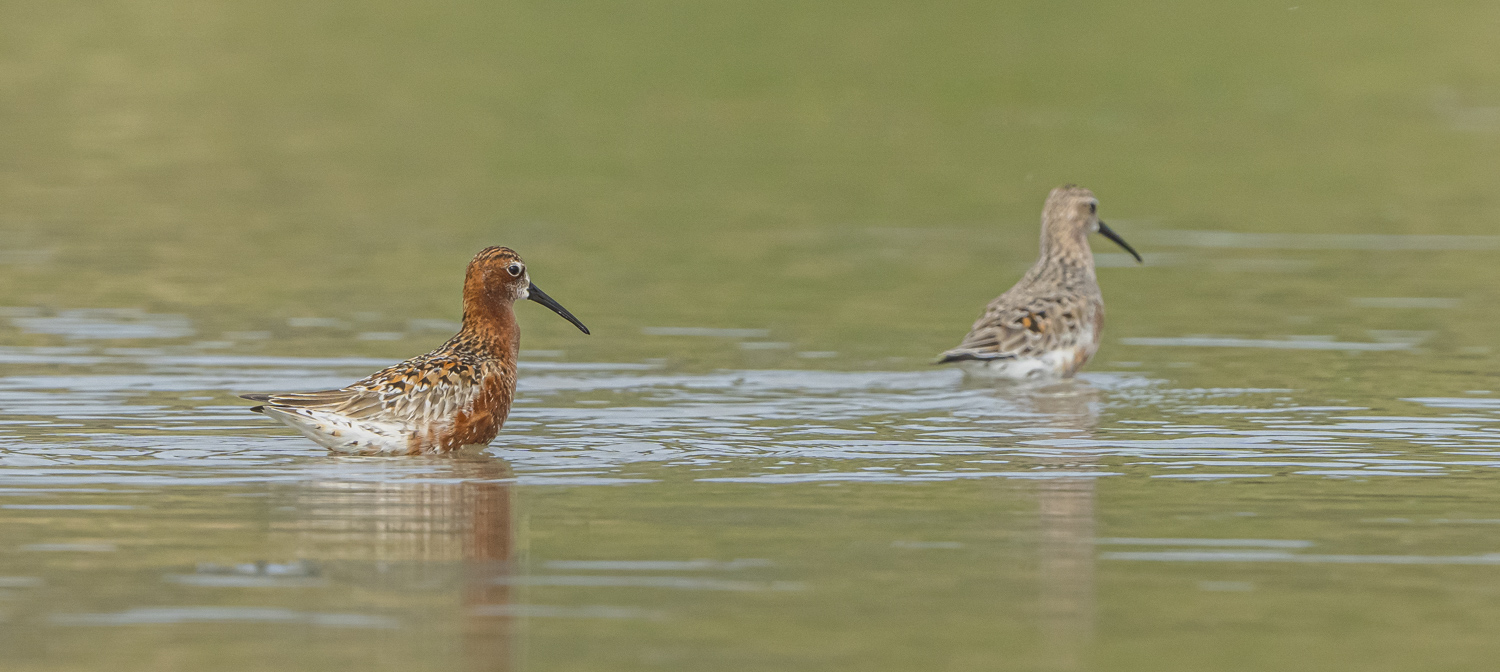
[{"xmin": 410, "ymin": 367, "xmax": 514, "ymax": 454}]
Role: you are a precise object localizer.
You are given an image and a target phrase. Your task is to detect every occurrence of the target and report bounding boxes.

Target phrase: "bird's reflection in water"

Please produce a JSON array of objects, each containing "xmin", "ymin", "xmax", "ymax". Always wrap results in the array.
[
  {"xmin": 994, "ymin": 380, "xmax": 1101, "ymax": 671},
  {"xmin": 458, "ymin": 457, "xmax": 517, "ymax": 672},
  {"xmin": 278, "ymin": 455, "xmax": 517, "ymax": 672}
]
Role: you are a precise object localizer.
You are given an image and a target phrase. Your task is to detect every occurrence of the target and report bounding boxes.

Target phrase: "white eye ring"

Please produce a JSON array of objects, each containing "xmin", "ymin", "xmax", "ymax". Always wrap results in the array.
[{"xmin": 507, "ymin": 263, "xmax": 523, "ymax": 277}]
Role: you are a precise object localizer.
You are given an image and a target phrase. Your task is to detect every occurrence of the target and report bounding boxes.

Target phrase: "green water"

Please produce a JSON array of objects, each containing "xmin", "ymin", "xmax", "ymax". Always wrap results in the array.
[{"xmin": 3, "ymin": 1, "xmax": 1500, "ymax": 670}]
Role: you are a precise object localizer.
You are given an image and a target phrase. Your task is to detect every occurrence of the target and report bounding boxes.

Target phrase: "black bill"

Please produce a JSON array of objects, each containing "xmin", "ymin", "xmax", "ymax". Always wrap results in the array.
[
  {"xmin": 527, "ymin": 283, "xmax": 591, "ymax": 334},
  {"xmin": 1097, "ymin": 221, "xmax": 1142, "ymax": 263}
]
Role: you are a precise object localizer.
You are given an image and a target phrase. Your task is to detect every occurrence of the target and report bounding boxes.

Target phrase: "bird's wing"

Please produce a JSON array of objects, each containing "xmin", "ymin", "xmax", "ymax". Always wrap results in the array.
[
  {"xmin": 937, "ymin": 291, "xmax": 1100, "ymax": 363},
  {"xmin": 241, "ymin": 352, "xmax": 492, "ymax": 430}
]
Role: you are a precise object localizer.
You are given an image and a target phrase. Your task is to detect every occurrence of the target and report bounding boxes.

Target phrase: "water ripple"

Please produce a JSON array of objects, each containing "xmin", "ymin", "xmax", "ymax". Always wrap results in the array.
[{"xmin": 0, "ymin": 347, "xmax": 1495, "ymax": 484}]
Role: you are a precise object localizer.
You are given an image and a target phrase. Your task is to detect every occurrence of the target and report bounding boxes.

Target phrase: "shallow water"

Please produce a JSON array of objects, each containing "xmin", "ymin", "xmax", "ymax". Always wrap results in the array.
[
  {"xmin": 5, "ymin": 348, "xmax": 1500, "ymax": 671},
  {"xmin": 5, "ymin": 1, "xmax": 1500, "ymax": 670}
]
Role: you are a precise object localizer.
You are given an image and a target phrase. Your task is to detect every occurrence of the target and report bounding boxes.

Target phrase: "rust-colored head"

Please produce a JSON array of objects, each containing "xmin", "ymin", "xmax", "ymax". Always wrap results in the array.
[
  {"xmin": 1038, "ymin": 185, "xmax": 1141, "ymax": 264},
  {"xmin": 462, "ymin": 246, "xmax": 590, "ymax": 334}
]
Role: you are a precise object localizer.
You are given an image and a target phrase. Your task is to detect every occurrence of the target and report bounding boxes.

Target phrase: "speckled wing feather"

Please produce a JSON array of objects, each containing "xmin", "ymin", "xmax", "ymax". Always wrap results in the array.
[
  {"xmin": 937, "ymin": 290, "xmax": 1100, "ymax": 363},
  {"xmin": 240, "ymin": 345, "xmax": 511, "ymax": 454},
  {"xmin": 250, "ymin": 352, "xmax": 490, "ymax": 429}
]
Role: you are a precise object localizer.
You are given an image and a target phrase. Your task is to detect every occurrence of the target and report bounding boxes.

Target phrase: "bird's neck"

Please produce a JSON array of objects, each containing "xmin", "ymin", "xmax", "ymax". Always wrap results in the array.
[
  {"xmin": 460, "ymin": 284, "xmax": 521, "ymax": 364},
  {"xmin": 1024, "ymin": 244, "xmax": 1098, "ymax": 290},
  {"xmin": 1037, "ymin": 227, "xmax": 1094, "ymax": 267}
]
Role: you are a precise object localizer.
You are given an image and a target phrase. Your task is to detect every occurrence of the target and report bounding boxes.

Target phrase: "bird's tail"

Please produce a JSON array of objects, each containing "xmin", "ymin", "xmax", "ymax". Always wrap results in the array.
[
  {"xmin": 932, "ymin": 349, "xmax": 1012, "ymax": 365},
  {"xmin": 239, "ymin": 393, "xmax": 271, "ymax": 413}
]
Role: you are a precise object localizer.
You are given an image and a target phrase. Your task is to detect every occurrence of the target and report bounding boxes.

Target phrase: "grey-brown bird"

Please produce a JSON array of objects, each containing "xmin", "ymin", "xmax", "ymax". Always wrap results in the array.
[
  {"xmin": 241, "ymin": 247, "xmax": 589, "ymax": 455},
  {"xmin": 937, "ymin": 185, "xmax": 1141, "ymax": 380}
]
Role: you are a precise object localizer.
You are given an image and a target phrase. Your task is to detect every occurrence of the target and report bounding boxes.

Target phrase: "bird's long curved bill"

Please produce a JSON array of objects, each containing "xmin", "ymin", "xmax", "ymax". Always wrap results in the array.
[
  {"xmin": 527, "ymin": 283, "xmax": 591, "ymax": 334},
  {"xmin": 1097, "ymin": 221, "xmax": 1143, "ymax": 263}
]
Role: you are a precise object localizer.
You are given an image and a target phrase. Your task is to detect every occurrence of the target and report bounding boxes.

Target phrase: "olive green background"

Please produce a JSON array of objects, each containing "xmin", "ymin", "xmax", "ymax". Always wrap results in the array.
[{"xmin": 3, "ymin": 1, "xmax": 1500, "ymax": 671}]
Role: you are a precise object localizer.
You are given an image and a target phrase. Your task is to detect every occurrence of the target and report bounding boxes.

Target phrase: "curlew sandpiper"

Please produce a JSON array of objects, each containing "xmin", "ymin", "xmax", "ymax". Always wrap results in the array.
[
  {"xmin": 241, "ymin": 246, "xmax": 589, "ymax": 454},
  {"xmin": 936, "ymin": 185, "xmax": 1140, "ymax": 380}
]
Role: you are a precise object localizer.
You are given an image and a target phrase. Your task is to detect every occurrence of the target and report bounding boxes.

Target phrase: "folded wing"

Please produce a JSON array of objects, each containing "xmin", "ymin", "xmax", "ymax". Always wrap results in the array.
[
  {"xmin": 241, "ymin": 352, "xmax": 492, "ymax": 453},
  {"xmin": 937, "ymin": 293, "xmax": 1097, "ymax": 364}
]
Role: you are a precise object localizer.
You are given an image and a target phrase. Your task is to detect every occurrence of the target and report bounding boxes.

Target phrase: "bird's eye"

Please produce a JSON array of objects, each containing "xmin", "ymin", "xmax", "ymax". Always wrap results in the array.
[
  {"xmin": 1088, "ymin": 202, "xmax": 1098, "ymax": 214},
  {"xmin": 507, "ymin": 263, "xmax": 523, "ymax": 277}
]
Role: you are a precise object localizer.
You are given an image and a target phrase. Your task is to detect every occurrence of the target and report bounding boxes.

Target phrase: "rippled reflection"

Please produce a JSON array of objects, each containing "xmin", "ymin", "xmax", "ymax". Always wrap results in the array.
[
  {"xmin": 0, "ymin": 348, "xmax": 1498, "ymax": 484},
  {"xmin": 4, "ymin": 348, "xmax": 1500, "ymax": 668},
  {"xmin": 1007, "ymin": 382, "xmax": 1100, "ymax": 671},
  {"xmin": 459, "ymin": 460, "xmax": 515, "ymax": 672},
  {"xmin": 276, "ymin": 457, "xmax": 516, "ymax": 671}
]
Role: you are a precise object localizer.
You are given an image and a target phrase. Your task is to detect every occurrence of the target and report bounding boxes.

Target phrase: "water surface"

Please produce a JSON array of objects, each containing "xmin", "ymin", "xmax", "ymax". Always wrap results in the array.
[{"xmin": 3, "ymin": 1, "xmax": 1500, "ymax": 670}]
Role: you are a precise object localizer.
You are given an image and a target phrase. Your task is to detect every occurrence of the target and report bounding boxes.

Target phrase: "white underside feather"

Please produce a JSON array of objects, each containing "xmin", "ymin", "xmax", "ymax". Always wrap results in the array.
[
  {"xmin": 258, "ymin": 406, "xmax": 416, "ymax": 455},
  {"xmin": 957, "ymin": 347, "xmax": 1083, "ymax": 381}
]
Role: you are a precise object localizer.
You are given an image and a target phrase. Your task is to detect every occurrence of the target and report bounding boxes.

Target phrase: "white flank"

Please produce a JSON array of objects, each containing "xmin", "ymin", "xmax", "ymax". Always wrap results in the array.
[
  {"xmin": 959, "ymin": 347, "xmax": 1083, "ymax": 381},
  {"xmin": 258, "ymin": 406, "xmax": 413, "ymax": 455}
]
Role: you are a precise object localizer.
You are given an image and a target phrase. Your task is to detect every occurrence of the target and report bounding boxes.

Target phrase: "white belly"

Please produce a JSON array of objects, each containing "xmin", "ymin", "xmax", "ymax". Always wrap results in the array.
[
  {"xmin": 259, "ymin": 406, "xmax": 413, "ymax": 454},
  {"xmin": 957, "ymin": 347, "xmax": 1084, "ymax": 381}
]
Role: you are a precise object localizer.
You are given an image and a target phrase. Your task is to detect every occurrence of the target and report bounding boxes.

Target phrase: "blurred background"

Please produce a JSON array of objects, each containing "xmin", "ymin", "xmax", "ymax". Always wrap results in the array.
[
  {"xmin": 4, "ymin": 2, "xmax": 1500, "ymax": 671},
  {"xmin": 3, "ymin": 0, "xmax": 1497, "ymax": 376}
]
